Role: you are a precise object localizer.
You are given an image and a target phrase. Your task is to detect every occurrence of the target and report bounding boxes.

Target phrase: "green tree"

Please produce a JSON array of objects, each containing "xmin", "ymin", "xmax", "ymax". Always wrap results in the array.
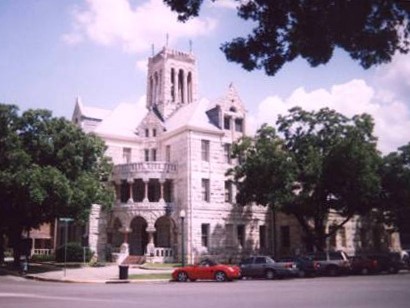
[
  {"xmin": 0, "ymin": 105, "xmax": 114, "ymax": 265},
  {"xmin": 164, "ymin": 0, "xmax": 410, "ymax": 75},
  {"xmin": 229, "ymin": 107, "xmax": 381, "ymax": 251},
  {"xmin": 379, "ymin": 143, "xmax": 410, "ymax": 236}
]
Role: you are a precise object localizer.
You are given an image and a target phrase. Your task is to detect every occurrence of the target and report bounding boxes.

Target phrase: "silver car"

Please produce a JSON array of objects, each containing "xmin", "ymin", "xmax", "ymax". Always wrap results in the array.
[{"xmin": 239, "ymin": 256, "xmax": 297, "ymax": 279}]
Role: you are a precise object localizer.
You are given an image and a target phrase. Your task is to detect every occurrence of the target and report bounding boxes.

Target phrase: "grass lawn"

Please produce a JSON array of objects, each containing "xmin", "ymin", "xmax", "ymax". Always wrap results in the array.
[{"xmin": 129, "ymin": 273, "xmax": 172, "ymax": 280}]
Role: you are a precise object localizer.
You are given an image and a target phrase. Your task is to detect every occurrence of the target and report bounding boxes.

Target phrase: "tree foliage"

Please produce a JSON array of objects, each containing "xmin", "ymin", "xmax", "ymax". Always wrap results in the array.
[
  {"xmin": 164, "ymin": 0, "xmax": 410, "ymax": 75},
  {"xmin": 0, "ymin": 104, "xmax": 114, "ymax": 264},
  {"xmin": 379, "ymin": 143, "xmax": 410, "ymax": 234},
  {"xmin": 229, "ymin": 107, "xmax": 381, "ymax": 251}
]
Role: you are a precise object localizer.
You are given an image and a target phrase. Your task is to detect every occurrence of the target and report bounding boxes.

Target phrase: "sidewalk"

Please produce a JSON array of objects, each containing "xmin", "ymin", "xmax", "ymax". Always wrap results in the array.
[{"xmin": 1, "ymin": 263, "xmax": 174, "ymax": 284}]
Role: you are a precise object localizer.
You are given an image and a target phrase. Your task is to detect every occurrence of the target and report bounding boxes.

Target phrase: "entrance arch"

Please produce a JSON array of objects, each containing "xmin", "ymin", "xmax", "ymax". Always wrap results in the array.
[
  {"xmin": 129, "ymin": 216, "xmax": 148, "ymax": 255},
  {"xmin": 154, "ymin": 216, "xmax": 172, "ymax": 248}
]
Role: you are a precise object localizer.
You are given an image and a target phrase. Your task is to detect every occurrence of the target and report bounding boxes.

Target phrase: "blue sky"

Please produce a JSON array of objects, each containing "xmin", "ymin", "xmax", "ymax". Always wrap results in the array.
[{"xmin": 1, "ymin": 0, "xmax": 410, "ymax": 154}]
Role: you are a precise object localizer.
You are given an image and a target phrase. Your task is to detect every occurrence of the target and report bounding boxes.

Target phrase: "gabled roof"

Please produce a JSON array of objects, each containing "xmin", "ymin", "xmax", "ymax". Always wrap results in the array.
[
  {"xmin": 165, "ymin": 98, "xmax": 222, "ymax": 134},
  {"xmin": 210, "ymin": 83, "xmax": 247, "ymax": 114},
  {"xmin": 72, "ymin": 97, "xmax": 111, "ymax": 121},
  {"xmin": 93, "ymin": 103, "xmax": 148, "ymax": 139}
]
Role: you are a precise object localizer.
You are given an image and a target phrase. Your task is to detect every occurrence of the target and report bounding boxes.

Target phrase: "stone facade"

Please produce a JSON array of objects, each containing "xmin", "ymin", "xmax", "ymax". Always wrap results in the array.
[
  {"xmin": 73, "ymin": 46, "xmax": 401, "ymax": 264},
  {"xmin": 74, "ymin": 47, "xmax": 272, "ymax": 263}
]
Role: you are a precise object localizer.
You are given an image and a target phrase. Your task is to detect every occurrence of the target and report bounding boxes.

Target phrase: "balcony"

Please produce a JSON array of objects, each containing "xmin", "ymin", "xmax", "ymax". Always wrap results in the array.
[{"xmin": 113, "ymin": 162, "xmax": 177, "ymax": 180}]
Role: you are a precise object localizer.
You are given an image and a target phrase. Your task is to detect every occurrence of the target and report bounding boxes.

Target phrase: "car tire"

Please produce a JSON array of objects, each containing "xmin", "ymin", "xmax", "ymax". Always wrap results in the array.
[
  {"xmin": 215, "ymin": 271, "xmax": 227, "ymax": 282},
  {"xmin": 388, "ymin": 266, "xmax": 399, "ymax": 274},
  {"xmin": 177, "ymin": 271, "xmax": 189, "ymax": 282},
  {"xmin": 360, "ymin": 267, "xmax": 370, "ymax": 275},
  {"xmin": 326, "ymin": 266, "xmax": 339, "ymax": 277},
  {"xmin": 298, "ymin": 270, "xmax": 306, "ymax": 278},
  {"xmin": 265, "ymin": 269, "xmax": 276, "ymax": 280}
]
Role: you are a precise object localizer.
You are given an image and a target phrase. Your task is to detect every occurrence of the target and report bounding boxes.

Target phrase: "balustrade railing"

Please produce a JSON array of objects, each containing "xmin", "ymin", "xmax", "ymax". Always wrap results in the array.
[{"xmin": 113, "ymin": 162, "xmax": 177, "ymax": 176}]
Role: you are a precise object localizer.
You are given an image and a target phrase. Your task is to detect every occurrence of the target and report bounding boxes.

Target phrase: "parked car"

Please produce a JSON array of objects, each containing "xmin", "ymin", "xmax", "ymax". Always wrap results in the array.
[
  {"xmin": 277, "ymin": 256, "xmax": 319, "ymax": 278},
  {"xmin": 239, "ymin": 256, "xmax": 297, "ymax": 279},
  {"xmin": 172, "ymin": 259, "xmax": 241, "ymax": 282},
  {"xmin": 349, "ymin": 255, "xmax": 379, "ymax": 275},
  {"xmin": 305, "ymin": 251, "xmax": 351, "ymax": 276},
  {"xmin": 364, "ymin": 252, "xmax": 403, "ymax": 274}
]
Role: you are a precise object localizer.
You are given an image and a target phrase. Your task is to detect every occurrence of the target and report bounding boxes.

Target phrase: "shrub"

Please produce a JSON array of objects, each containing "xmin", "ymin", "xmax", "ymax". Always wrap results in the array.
[{"xmin": 55, "ymin": 242, "xmax": 93, "ymax": 263}]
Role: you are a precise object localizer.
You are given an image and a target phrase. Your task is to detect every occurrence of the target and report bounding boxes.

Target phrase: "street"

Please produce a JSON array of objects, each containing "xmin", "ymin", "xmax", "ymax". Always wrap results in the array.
[{"xmin": 1, "ymin": 272, "xmax": 409, "ymax": 308}]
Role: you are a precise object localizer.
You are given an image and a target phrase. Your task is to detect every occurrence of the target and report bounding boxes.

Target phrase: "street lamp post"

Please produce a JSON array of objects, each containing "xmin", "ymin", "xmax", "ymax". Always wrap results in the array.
[
  {"xmin": 59, "ymin": 218, "xmax": 73, "ymax": 277},
  {"xmin": 180, "ymin": 210, "xmax": 186, "ymax": 267}
]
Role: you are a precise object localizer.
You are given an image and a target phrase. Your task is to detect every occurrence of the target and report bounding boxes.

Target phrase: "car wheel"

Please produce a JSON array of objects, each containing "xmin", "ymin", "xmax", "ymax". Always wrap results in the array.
[
  {"xmin": 265, "ymin": 269, "xmax": 276, "ymax": 280},
  {"xmin": 177, "ymin": 271, "xmax": 189, "ymax": 282},
  {"xmin": 215, "ymin": 271, "xmax": 227, "ymax": 282},
  {"xmin": 360, "ymin": 267, "xmax": 370, "ymax": 275},
  {"xmin": 298, "ymin": 270, "xmax": 306, "ymax": 278},
  {"xmin": 326, "ymin": 266, "xmax": 339, "ymax": 277},
  {"xmin": 388, "ymin": 266, "xmax": 398, "ymax": 274}
]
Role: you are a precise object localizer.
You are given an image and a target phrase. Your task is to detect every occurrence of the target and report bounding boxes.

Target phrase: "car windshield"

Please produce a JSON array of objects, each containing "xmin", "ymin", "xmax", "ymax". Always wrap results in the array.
[
  {"xmin": 198, "ymin": 259, "xmax": 217, "ymax": 267},
  {"xmin": 265, "ymin": 257, "xmax": 275, "ymax": 264}
]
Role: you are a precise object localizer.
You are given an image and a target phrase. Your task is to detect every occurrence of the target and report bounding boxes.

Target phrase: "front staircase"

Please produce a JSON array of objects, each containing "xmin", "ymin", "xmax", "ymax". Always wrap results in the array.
[{"xmin": 121, "ymin": 255, "xmax": 146, "ymax": 265}]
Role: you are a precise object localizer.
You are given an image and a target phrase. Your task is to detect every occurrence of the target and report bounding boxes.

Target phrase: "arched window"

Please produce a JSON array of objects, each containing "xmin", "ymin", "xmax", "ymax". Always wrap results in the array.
[
  {"xmin": 178, "ymin": 69, "xmax": 185, "ymax": 103},
  {"xmin": 171, "ymin": 68, "xmax": 175, "ymax": 102},
  {"xmin": 187, "ymin": 72, "xmax": 192, "ymax": 103}
]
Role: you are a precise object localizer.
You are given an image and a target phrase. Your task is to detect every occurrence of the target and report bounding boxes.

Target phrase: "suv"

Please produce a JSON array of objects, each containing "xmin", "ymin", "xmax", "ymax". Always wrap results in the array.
[
  {"xmin": 305, "ymin": 251, "xmax": 351, "ymax": 276},
  {"xmin": 239, "ymin": 256, "xmax": 297, "ymax": 279}
]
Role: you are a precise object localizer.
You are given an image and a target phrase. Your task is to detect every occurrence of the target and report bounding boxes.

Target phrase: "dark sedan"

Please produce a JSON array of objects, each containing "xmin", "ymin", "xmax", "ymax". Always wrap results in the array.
[{"xmin": 239, "ymin": 256, "xmax": 296, "ymax": 279}]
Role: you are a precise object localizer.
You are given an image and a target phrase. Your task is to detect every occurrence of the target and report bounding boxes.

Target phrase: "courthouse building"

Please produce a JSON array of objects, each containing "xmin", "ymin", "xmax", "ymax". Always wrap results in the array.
[{"xmin": 70, "ymin": 47, "xmax": 401, "ymax": 264}]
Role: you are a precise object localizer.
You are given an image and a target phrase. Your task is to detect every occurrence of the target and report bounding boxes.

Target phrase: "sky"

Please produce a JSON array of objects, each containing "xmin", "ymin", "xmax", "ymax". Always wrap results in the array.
[{"xmin": 1, "ymin": 0, "xmax": 410, "ymax": 154}]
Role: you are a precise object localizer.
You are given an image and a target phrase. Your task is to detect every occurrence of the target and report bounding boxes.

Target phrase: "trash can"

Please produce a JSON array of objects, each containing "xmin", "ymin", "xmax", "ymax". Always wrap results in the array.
[{"xmin": 119, "ymin": 265, "xmax": 129, "ymax": 280}]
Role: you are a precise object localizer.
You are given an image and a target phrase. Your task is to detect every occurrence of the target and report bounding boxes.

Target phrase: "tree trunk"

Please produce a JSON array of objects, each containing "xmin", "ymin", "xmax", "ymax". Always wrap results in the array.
[
  {"xmin": 9, "ymin": 226, "xmax": 23, "ymax": 268},
  {"xmin": 0, "ymin": 230, "xmax": 5, "ymax": 265}
]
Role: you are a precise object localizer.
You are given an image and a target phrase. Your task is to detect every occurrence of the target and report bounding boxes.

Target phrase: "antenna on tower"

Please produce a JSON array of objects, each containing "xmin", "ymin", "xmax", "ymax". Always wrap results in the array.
[
  {"xmin": 166, "ymin": 33, "xmax": 169, "ymax": 47},
  {"xmin": 151, "ymin": 44, "xmax": 155, "ymax": 56}
]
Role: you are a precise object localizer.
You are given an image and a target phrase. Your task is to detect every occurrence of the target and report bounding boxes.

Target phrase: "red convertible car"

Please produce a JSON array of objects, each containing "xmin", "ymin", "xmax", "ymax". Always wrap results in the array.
[{"xmin": 172, "ymin": 259, "xmax": 241, "ymax": 282}]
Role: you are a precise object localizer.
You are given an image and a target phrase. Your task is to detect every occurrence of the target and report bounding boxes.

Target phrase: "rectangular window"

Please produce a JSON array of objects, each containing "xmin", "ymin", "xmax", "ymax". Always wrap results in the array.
[
  {"xmin": 166, "ymin": 145, "xmax": 171, "ymax": 162},
  {"xmin": 360, "ymin": 228, "xmax": 367, "ymax": 248},
  {"xmin": 329, "ymin": 225, "xmax": 337, "ymax": 248},
  {"xmin": 201, "ymin": 224, "xmax": 210, "ymax": 247},
  {"xmin": 224, "ymin": 143, "xmax": 231, "ymax": 164},
  {"xmin": 225, "ymin": 181, "xmax": 232, "ymax": 203},
  {"xmin": 122, "ymin": 147, "xmax": 131, "ymax": 163},
  {"xmin": 225, "ymin": 224, "xmax": 234, "ymax": 247},
  {"xmin": 237, "ymin": 225, "xmax": 245, "ymax": 247},
  {"xmin": 145, "ymin": 128, "xmax": 149, "ymax": 137},
  {"xmin": 280, "ymin": 225, "xmax": 290, "ymax": 248},
  {"xmin": 259, "ymin": 225, "xmax": 266, "ymax": 249},
  {"xmin": 201, "ymin": 179, "xmax": 210, "ymax": 202},
  {"xmin": 340, "ymin": 227, "xmax": 347, "ymax": 247},
  {"xmin": 201, "ymin": 140, "xmax": 210, "ymax": 161},
  {"xmin": 235, "ymin": 118, "xmax": 243, "ymax": 133},
  {"xmin": 151, "ymin": 149, "xmax": 157, "ymax": 162},
  {"xmin": 152, "ymin": 129, "xmax": 157, "ymax": 137},
  {"xmin": 144, "ymin": 149, "xmax": 149, "ymax": 162},
  {"xmin": 224, "ymin": 116, "xmax": 231, "ymax": 130}
]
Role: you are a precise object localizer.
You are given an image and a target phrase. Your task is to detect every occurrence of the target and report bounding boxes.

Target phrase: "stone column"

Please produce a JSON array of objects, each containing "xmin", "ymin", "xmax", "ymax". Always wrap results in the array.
[
  {"xmin": 127, "ymin": 179, "xmax": 134, "ymax": 204},
  {"xmin": 143, "ymin": 179, "xmax": 149, "ymax": 202},
  {"xmin": 159, "ymin": 179, "xmax": 165, "ymax": 203},
  {"xmin": 145, "ymin": 226, "xmax": 156, "ymax": 259},
  {"xmin": 114, "ymin": 180, "xmax": 121, "ymax": 203},
  {"xmin": 119, "ymin": 227, "xmax": 132, "ymax": 257}
]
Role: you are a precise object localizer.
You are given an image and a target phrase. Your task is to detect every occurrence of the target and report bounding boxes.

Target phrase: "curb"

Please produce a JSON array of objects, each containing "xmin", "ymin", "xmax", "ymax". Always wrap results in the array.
[{"xmin": 24, "ymin": 274, "xmax": 172, "ymax": 284}]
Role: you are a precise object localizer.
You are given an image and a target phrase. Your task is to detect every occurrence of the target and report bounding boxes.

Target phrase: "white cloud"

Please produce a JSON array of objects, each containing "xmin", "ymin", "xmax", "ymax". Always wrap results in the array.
[
  {"xmin": 209, "ymin": 0, "xmax": 238, "ymax": 10},
  {"xmin": 254, "ymin": 78, "xmax": 410, "ymax": 154},
  {"xmin": 63, "ymin": 0, "xmax": 217, "ymax": 54},
  {"xmin": 136, "ymin": 59, "xmax": 148, "ymax": 73}
]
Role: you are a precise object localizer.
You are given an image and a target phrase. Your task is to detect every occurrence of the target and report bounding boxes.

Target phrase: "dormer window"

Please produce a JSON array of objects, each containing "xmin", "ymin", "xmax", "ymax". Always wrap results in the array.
[
  {"xmin": 224, "ymin": 116, "xmax": 231, "ymax": 130},
  {"xmin": 230, "ymin": 106, "xmax": 237, "ymax": 112},
  {"xmin": 235, "ymin": 118, "xmax": 243, "ymax": 133}
]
